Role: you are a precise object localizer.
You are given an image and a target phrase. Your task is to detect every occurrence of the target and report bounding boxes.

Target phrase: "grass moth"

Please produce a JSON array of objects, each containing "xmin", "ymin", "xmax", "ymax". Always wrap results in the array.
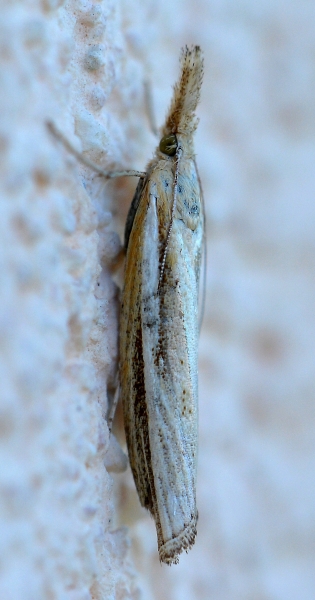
[{"xmin": 120, "ymin": 45, "xmax": 204, "ymax": 565}]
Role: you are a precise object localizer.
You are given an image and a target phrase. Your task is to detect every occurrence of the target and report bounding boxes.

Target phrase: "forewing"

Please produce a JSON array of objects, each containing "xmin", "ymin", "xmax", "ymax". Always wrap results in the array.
[{"xmin": 141, "ymin": 160, "xmax": 203, "ymax": 562}]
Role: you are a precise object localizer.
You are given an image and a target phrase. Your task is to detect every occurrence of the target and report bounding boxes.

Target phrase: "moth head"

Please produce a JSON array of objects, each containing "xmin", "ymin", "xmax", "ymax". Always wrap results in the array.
[{"xmin": 159, "ymin": 133, "xmax": 177, "ymax": 156}]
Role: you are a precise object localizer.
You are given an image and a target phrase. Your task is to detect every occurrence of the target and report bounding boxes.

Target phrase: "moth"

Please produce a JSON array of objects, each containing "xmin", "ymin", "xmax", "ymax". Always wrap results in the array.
[
  {"xmin": 47, "ymin": 44, "xmax": 204, "ymax": 566},
  {"xmin": 120, "ymin": 45, "xmax": 205, "ymax": 565}
]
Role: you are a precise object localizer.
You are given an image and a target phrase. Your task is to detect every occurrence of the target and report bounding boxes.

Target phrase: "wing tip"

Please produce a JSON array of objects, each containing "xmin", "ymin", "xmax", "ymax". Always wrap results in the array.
[{"xmin": 158, "ymin": 513, "xmax": 198, "ymax": 565}]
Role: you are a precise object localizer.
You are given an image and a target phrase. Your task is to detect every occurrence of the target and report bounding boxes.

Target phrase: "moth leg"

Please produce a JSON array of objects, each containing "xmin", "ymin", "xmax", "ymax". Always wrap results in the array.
[
  {"xmin": 47, "ymin": 121, "xmax": 146, "ymax": 180},
  {"xmin": 104, "ymin": 380, "xmax": 128, "ymax": 473},
  {"xmin": 143, "ymin": 80, "xmax": 158, "ymax": 137},
  {"xmin": 106, "ymin": 381, "xmax": 119, "ymax": 435},
  {"xmin": 103, "ymin": 375, "xmax": 128, "ymax": 473}
]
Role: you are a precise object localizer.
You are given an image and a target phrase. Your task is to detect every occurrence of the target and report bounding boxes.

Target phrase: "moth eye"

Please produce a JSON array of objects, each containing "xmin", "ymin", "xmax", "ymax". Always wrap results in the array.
[{"xmin": 159, "ymin": 134, "xmax": 177, "ymax": 156}]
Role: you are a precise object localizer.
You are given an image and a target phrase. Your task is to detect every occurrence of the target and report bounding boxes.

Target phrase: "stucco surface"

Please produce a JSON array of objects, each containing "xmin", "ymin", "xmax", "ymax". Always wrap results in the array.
[{"xmin": 0, "ymin": 1, "xmax": 314, "ymax": 599}]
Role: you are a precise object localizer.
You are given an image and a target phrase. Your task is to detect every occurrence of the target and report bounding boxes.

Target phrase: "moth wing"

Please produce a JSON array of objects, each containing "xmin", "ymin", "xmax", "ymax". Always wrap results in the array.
[
  {"xmin": 195, "ymin": 159, "xmax": 206, "ymax": 331},
  {"xmin": 121, "ymin": 161, "xmax": 203, "ymax": 564},
  {"xmin": 120, "ymin": 175, "xmax": 160, "ymax": 512},
  {"xmin": 141, "ymin": 167, "xmax": 201, "ymax": 562}
]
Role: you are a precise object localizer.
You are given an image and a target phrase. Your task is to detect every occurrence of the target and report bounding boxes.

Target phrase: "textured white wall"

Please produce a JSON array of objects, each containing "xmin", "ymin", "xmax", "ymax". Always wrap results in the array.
[
  {"xmin": 0, "ymin": 1, "xmax": 142, "ymax": 598},
  {"xmin": 1, "ymin": 1, "xmax": 314, "ymax": 599}
]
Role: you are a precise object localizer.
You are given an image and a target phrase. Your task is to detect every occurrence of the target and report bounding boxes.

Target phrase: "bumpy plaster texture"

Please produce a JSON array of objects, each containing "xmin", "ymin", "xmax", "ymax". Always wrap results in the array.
[
  {"xmin": 1, "ymin": 1, "xmax": 315, "ymax": 599},
  {"xmin": 0, "ymin": 1, "xmax": 143, "ymax": 598}
]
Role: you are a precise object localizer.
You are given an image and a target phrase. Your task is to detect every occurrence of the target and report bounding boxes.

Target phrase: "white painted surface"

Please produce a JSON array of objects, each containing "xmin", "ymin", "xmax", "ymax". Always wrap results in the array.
[{"xmin": 0, "ymin": 0, "xmax": 314, "ymax": 599}]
